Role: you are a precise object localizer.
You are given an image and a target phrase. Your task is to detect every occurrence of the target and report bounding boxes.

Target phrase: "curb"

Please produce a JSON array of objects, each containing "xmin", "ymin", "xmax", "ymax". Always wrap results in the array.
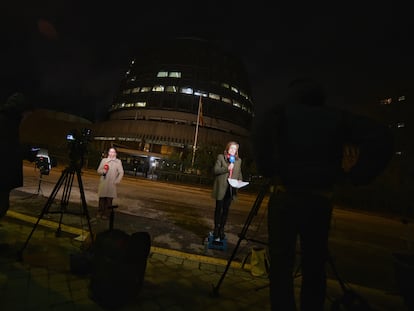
[{"xmin": 6, "ymin": 210, "xmax": 251, "ymax": 270}]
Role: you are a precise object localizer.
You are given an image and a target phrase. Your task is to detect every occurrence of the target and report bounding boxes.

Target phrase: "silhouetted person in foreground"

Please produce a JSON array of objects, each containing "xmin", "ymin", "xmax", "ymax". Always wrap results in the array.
[
  {"xmin": 251, "ymin": 78, "xmax": 393, "ymax": 311},
  {"xmin": 0, "ymin": 92, "xmax": 32, "ymax": 220}
]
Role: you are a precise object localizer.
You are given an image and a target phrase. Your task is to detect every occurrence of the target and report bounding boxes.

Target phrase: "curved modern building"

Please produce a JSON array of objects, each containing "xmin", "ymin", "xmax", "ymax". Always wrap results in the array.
[{"xmin": 92, "ymin": 37, "xmax": 254, "ymax": 164}]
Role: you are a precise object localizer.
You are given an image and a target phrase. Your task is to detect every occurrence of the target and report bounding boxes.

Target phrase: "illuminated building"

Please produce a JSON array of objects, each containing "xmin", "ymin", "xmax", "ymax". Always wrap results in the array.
[
  {"xmin": 378, "ymin": 91, "xmax": 413, "ymax": 185},
  {"xmin": 92, "ymin": 37, "xmax": 254, "ymax": 166}
]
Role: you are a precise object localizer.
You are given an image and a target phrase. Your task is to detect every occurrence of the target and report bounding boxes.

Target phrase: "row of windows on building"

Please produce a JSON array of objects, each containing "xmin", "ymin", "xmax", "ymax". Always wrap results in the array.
[
  {"xmin": 125, "ymin": 70, "xmax": 251, "ymax": 101},
  {"xmin": 379, "ymin": 95, "xmax": 408, "ymax": 157},
  {"xmin": 94, "ymin": 135, "xmax": 189, "ymax": 147},
  {"xmin": 112, "ymin": 85, "xmax": 252, "ymax": 114},
  {"xmin": 379, "ymin": 95, "xmax": 407, "ymax": 129},
  {"xmin": 379, "ymin": 95, "xmax": 406, "ymax": 105}
]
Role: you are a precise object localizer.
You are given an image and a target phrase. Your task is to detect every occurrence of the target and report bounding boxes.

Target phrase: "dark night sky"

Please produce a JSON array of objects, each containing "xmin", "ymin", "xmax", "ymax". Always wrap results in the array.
[{"xmin": 1, "ymin": 1, "xmax": 413, "ymax": 121}]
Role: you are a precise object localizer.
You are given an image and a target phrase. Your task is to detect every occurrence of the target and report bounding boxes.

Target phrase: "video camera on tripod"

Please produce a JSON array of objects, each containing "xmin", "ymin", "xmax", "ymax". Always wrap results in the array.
[
  {"xmin": 35, "ymin": 155, "xmax": 51, "ymax": 175},
  {"xmin": 66, "ymin": 128, "xmax": 92, "ymax": 168},
  {"xmin": 27, "ymin": 147, "xmax": 52, "ymax": 175},
  {"xmin": 19, "ymin": 128, "xmax": 95, "ymax": 258}
]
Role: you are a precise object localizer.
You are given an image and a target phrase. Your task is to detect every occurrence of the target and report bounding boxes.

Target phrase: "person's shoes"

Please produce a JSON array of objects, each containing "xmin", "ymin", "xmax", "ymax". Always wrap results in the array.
[
  {"xmin": 219, "ymin": 228, "xmax": 225, "ymax": 240},
  {"xmin": 213, "ymin": 227, "xmax": 220, "ymax": 240}
]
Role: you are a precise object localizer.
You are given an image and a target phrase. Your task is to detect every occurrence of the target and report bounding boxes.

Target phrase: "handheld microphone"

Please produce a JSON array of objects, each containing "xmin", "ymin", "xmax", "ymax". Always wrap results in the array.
[
  {"xmin": 103, "ymin": 164, "xmax": 109, "ymax": 178},
  {"xmin": 229, "ymin": 155, "xmax": 235, "ymax": 178}
]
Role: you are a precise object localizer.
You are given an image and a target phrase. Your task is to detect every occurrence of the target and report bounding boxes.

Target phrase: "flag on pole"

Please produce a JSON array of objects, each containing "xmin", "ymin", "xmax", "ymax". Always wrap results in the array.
[
  {"xmin": 197, "ymin": 96, "xmax": 204, "ymax": 126},
  {"xmin": 192, "ymin": 96, "xmax": 204, "ymax": 167}
]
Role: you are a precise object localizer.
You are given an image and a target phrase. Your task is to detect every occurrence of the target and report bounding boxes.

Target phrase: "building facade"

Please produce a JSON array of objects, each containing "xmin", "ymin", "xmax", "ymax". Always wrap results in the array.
[
  {"xmin": 378, "ymin": 90, "xmax": 413, "ymax": 187},
  {"xmin": 91, "ymin": 37, "xmax": 254, "ymax": 170}
]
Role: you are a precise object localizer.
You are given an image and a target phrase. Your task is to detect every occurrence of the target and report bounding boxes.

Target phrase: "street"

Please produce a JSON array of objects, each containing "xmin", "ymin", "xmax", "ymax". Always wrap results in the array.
[{"xmin": 11, "ymin": 162, "xmax": 414, "ymax": 296}]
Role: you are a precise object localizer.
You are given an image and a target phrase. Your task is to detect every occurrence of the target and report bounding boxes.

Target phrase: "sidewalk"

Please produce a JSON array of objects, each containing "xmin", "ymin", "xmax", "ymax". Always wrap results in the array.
[{"xmin": 0, "ymin": 209, "xmax": 408, "ymax": 311}]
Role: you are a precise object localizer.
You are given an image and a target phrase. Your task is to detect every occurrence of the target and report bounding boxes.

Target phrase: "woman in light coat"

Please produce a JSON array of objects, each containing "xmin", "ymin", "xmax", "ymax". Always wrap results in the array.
[
  {"xmin": 97, "ymin": 147, "xmax": 124, "ymax": 219},
  {"xmin": 211, "ymin": 141, "xmax": 243, "ymax": 240}
]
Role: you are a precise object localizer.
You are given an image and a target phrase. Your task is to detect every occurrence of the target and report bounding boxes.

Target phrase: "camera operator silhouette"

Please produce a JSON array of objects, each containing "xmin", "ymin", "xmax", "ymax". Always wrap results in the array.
[
  {"xmin": 0, "ymin": 92, "xmax": 33, "ymax": 221},
  {"xmin": 251, "ymin": 77, "xmax": 393, "ymax": 311}
]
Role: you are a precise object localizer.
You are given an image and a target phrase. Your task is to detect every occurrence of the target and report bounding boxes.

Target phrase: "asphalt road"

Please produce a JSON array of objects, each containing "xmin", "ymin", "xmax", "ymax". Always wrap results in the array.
[{"xmin": 11, "ymin": 161, "xmax": 414, "ymax": 295}]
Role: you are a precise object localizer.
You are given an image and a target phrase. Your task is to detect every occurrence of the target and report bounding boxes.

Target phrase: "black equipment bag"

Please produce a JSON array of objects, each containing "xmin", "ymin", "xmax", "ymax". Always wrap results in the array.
[{"xmin": 89, "ymin": 229, "xmax": 151, "ymax": 309}]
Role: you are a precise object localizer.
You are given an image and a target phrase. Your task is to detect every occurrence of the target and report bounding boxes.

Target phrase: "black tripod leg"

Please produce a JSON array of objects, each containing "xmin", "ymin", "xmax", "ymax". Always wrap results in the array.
[
  {"xmin": 211, "ymin": 184, "xmax": 268, "ymax": 297},
  {"xmin": 56, "ymin": 170, "xmax": 74, "ymax": 236},
  {"xmin": 18, "ymin": 169, "xmax": 69, "ymax": 260},
  {"xmin": 328, "ymin": 253, "xmax": 374, "ymax": 311},
  {"xmin": 76, "ymin": 169, "xmax": 94, "ymax": 242},
  {"xmin": 36, "ymin": 173, "xmax": 42, "ymax": 195}
]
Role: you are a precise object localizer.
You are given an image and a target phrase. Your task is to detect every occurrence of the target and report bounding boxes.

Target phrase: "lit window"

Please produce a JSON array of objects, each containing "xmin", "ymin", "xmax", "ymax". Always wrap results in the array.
[
  {"xmin": 180, "ymin": 87, "xmax": 193, "ymax": 95},
  {"xmin": 240, "ymin": 90, "xmax": 248, "ymax": 99},
  {"xmin": 221, "ymin": 82, "xmax": 230, "ymax": 89},
  {"xmin": 222, "ymin": 97, "xmax": 231, "ymax": 104},
  {"xmin": 194, "ymin": 90, "xmax": 208, "ymax": 97},
  {"xmin": 233, "ymin": 100, "xmax": 241, "ymax": 108},
  {"xmin": 241, "ymin": 105, "xmax": 247, "ymax": 111},
  {"xmin": 169, "ymin": 71, "xmax": 181, "ymax": 78},
  {"xmin": 396, "ymin": 151, "xmax": 402, "ymax": 155},
  {"xmin": 398, "ymin": 96, "xmax": 405, "ymax": 101},
  {"xmin": 126, "ymin": 69, "xmax": 131, "ymax": 75},
  {"xmin": 120, "ymin": 102, "xmax": 126, "ymax": 107},
  {"xmin": 157, "ymin": 71, "xmax": 168, "ymax": 77},
  {"xmin": 131, "ymin": 60, "xmax": 135, "ymax": 64},
  {"xmin": 140, "ymin": 87, "xmax": 151, "ymax": 92},
  {"xmin": 152, "ymin": 85, "xmax": 165, "ymax": 92},
  {"xmin": 132, "ymin": 87, "xmax": 140, "ymax": 93},
  {"xmin": 397, "ymin": 122, "xmax": 405, "ymax": 128},
  {"xmin": 127, "ymin": 76, "xmax": 136, "ymax": 83},
  {"xmin": 135, "ymin": 102, "xmax": 146, "ymax": 107},
  {"xmin": 209, "ymin": 93, "xmax": 220, "ymax": 100},
  {"xmin": 231, "ymin": 86, "xmax": 239, "ymax": 93},
  {"xmin": 380, "ymin": 98, "xmax": 392, "ymax": 105},
  {"xmin": 166, "ymin": 86, "xmax": 178, "ymax": 92}
]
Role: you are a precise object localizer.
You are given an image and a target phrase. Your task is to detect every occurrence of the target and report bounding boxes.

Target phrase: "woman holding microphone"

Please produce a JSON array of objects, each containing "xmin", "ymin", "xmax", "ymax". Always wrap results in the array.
[{"xmin": 211, "ymin": 141, "xmax": 243, "ymax": 241}]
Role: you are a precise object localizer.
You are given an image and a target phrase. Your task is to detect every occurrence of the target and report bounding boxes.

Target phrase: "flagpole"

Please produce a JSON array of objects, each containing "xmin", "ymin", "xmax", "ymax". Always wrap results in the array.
[{"xmin": 191, "ymin": 96, "xmax": 202, "ymax": 167}]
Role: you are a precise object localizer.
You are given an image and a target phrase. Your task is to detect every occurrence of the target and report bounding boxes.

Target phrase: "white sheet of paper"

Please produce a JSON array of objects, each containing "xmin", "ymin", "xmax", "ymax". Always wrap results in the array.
[{"xmin": 228, "ymin": 178, "xmax": 249, "ymax": 189}]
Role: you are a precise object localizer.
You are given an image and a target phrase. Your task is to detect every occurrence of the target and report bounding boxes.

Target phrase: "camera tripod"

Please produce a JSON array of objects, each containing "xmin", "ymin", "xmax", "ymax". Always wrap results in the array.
[
  {"xmin": 35, "ymin": 171, "xmax": 44, "ymax": 196},
  {"xmin": 22, "ymin": 170, "xmax": 45, "ymax": 200},
  {"xmin": 211, "ymin": 181, "xmax": 269, "ymax": 297},
  {"xmin": 210, "ymin": 183, "xmax": 373, "ymax": 311},
  {"xmin": 18, "ymin": 161, "xmax": 94, "ymax": 259}
]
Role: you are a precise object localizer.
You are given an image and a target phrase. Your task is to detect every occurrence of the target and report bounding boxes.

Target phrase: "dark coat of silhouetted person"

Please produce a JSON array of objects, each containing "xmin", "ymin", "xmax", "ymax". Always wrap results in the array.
[
  {"xmin": 251, "ymin": 78, "xmax": 393, "ymax": 311},
  {"xmin": 0, "ymin": 92, "xmax": 32, "ymax": 218}
]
